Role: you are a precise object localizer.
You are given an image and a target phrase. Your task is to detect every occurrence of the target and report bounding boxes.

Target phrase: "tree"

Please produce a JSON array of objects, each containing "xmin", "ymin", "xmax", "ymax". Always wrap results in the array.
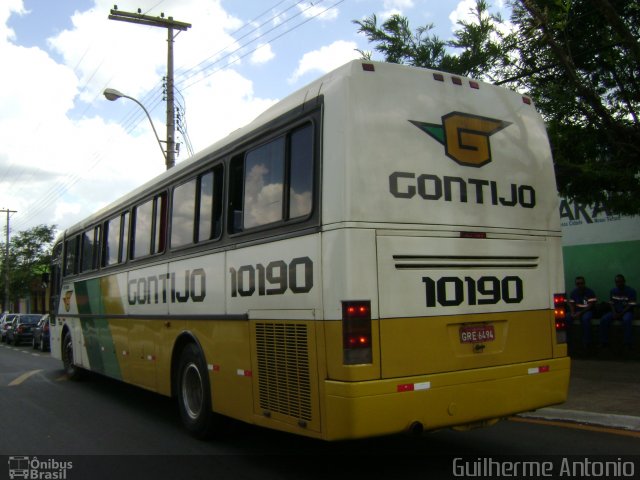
[
  {"xmin": 354, "ymin": 1, "xmax": 514, "ymax": 81},
  {"xmin": 508, "ymin": 0, "xmax": 640, "ymax": 215},
  {"xmin": 354, "ymin": 0, "xmax": 640, "ymax": 215},
  {"xmin": 0, "ymin": 224, "xmax": 57, "ymax": 309}
]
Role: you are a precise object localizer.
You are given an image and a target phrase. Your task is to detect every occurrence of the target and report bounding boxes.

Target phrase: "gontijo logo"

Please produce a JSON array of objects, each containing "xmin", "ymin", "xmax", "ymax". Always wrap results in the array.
[{"xmin": 410, "ymin": 112, "xmax": 511, "ymax": 167}]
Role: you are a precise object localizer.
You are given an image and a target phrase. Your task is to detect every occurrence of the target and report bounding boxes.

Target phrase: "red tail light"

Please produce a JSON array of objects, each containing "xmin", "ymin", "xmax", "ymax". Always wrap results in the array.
[
  {"xmin": 554, "ymin": 293, "xmax": 567, "ymax": 343},
  {"xmin": 342, "ymin": 300, "xmax": 372, "ymax": 365},
  {"xmin": 18, "ymin": 325, "xmax": 24, "ymax": 334},
  {"xmin": 44, "ymin": 323, "xmax": 49, "ymax": 333}
]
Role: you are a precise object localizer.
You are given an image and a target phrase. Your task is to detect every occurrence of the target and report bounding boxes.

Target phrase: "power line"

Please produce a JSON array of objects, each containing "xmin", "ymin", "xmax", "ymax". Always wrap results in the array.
[
  {"xmin": 176, "ymin": 0, "xmax": 331, "ymax": 90},
  {"xmin": 13, "ymin": 0, "xmax": 343, "ymax": 230},
  {"xmin": 176, "ymin": 0, "xmax": 307, "ymax": 82}
]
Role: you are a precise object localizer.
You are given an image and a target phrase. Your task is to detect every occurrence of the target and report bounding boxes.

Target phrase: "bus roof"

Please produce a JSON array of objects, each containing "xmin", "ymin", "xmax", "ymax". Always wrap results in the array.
[{"xmin": 61, "ymin": 60, "xmax": 531, "ymax": 237}]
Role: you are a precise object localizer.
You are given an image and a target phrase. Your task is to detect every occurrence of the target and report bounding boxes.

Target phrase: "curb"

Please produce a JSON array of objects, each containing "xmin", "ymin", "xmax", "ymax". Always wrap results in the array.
[{"xmin": 518, "ymin": 408, "xmax": 640, "ymax": 432}]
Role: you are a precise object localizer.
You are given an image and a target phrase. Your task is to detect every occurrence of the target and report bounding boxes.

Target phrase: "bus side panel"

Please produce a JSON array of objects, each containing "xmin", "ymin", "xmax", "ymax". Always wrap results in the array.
[
  {"xmin": 53, "ymin": 283, "xmax": 92, "ymax": 372},
  {"xmin": 320, "ymin": 228, "xmax": 381, "ymax": 381},
  {"xmin": 226, "ymin": 234, "xmax": 323, "ymax": 431}
]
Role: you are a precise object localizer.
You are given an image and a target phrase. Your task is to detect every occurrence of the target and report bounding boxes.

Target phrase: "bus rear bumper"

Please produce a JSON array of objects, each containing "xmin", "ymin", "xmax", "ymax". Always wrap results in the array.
[{"xmin": 323, "ymin": 357, "xmax": 570, "ymax": 440}]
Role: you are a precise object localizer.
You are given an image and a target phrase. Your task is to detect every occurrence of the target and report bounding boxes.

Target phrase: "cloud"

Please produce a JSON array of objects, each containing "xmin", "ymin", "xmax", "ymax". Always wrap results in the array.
[
  {"xmin": 289, "ymin": 40, "xmax": 360, "ymax": 84},
  {"xmin": 250, "ymin": 43, "xmax": 275, "ymax": 65},
  {"xmin": 0, "ymin": 0, "xmax": 280, "ymax": 233},
  {"xmin": 0, "ymin": 0, "xmax": 26, "ymax": 41},
  {"xmin": 449, "ymin": 0, "xmax": 479, "ymax": 29},
  {"xmin": 449, "ymin": 0, "xmax": 515, "ymax": 41},
  {"xmin": 380, "ymin": 0, "xmax": 414, "ymax": 20},
  {"xmin": 48, "ymin": 0, "xmax": 245, "ymax": 104},
  {"xmin": 178, "ymin": 68, "xmax": 278, "ymax": 153}
]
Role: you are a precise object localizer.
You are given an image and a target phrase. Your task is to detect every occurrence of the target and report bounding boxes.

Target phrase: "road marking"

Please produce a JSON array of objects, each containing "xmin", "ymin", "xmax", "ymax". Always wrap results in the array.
[
  {"xmin": 8, "ymin": 369, "xmax": 43, "ymax": 386},
  {"xmin": 509, "ymin": 416, "xmax": 640, "ymax": 438},
  {"xmin": 56, "ymin": 375, "xmax": 68, "ymax": 382},
  {"xmin": 31, "ymin": 353, "xmax": 40, "ymax": 357}
]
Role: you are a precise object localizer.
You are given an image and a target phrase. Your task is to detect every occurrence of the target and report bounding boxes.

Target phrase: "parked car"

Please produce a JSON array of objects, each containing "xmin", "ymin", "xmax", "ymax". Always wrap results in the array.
[
  {"xmin": 32, "ymin": 314, "xmax": 50, "ymax": 352},
  {"xmin": 0, "ymin": 313, "xmax": 17, "ymax": 343},
  {"xmin": 6, "ymin": 314, "xmax": 42, "ymax": 346}
]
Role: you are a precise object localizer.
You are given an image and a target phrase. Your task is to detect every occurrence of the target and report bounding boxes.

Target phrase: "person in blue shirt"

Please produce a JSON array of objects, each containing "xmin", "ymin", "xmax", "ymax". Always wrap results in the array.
[
  {"xmin": 599, "ymin": 274, "xmax": 637, "ymax": 351},
  {"xmin": 567, "ymin": 276, "xmax": 597, "ymax": 352}
]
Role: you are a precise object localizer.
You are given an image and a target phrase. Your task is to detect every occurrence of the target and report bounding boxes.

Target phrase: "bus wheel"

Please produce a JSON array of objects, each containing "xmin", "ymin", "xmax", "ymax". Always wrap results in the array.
[
  {"xmin": 177, "ymin": 343, "xmax": 217, "ymax": 439},
  {"xmin": 62, "ymin": 331, "xmax": 83, "ymax": 380}
]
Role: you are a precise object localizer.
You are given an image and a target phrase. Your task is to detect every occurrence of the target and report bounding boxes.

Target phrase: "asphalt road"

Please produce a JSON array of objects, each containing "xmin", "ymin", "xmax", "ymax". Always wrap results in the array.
[{"xmin": 1, "ymin": 342, "xmax": 638, "ymax": 480}]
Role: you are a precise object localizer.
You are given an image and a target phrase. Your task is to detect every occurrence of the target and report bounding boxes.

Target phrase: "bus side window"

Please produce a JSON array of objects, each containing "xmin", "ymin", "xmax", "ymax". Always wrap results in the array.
[
  {"xmin": 198, "ymin": 165, "xmax": 224, "ymax": 242},
  {"xmin": 121, "ymin": 212, "xmax": 129, "ymax": 263},
  {"xmin": 243, "ymin": 137, "xmax": 285, "ymax": 230},
  {"xmin": 103, "ymin": 215, "xmax": 121, "ymax": 267},
  {"xmin": 153, "ymin": 193, "xmax": 168, "ymax": 254},
  {"xmin": 288, "ymin": 124, "xmax": 313, "ymax": 219},
  {"xmin": 228, "ymin": 156, "xmax": 245, "ymax": 234},
  {"xmin": 63, "ymin": 236, "xmax": 79, "ymax": 276},
  {"xmin": 50, "ymin": 242, "xmax": 63, "ymax": 314},
  {"xmin": 133, "ymin": 198, "xmax": 154, "ymax": 259},
  {"xmin": 171, "ymin": 178, "xmax": 196, "ymax": 248},
  {"xmin": 80, "ymin": 230, "xmax": 93, "ymax": 272},
  {"xmin": 81, "ymin": 226, "xmax": 101, "ymax": 273},
  {"xmin": 133, "ymin": 194, "xmax": 166, "ymax": 259}
]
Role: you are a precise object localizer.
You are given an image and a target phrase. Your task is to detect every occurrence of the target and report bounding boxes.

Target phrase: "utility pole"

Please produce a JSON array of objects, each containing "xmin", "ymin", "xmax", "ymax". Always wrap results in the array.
[
  {"xmin": 108, "ymin": 6, "xmax": 191, "ymax": 170},
  {"xmin": 1, "ymin": 209, "xmax": 16, "ymax": 312}
]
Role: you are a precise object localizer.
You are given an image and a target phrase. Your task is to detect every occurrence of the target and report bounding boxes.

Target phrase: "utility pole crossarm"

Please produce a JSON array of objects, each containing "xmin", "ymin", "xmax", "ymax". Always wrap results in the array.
[{"xmin": 108, "ymin": 9, "xmax": 191, "ymax": 31}]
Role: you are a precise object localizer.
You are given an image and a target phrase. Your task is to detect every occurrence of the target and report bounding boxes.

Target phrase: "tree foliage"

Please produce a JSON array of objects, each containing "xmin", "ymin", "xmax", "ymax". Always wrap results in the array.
[
  {"xmin": 354, "ymin": 1, "xmax": 514, "ymax": 81},
  {"xmin": 0, "ymin": 224, "xmax": 56, "ymax": 308},
  {"xmin": 354, "ymin": 0, "xmax": 640, "ymax": 215}
]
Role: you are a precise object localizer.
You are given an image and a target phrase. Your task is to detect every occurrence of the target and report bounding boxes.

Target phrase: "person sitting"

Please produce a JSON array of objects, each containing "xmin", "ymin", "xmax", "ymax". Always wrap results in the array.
[
  {"xmin": 599, "ymin": 274, "xmax": 637, "ymax": 353},
  {"xmin": 567, "ymin": 276, "xmax": 597, "ymax": 353}
]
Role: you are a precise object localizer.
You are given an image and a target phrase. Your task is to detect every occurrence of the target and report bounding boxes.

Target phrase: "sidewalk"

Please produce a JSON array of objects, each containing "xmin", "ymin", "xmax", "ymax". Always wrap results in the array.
[{"xmin": 519, "ymin": 357, "xmax": 640, "ymax": 432}]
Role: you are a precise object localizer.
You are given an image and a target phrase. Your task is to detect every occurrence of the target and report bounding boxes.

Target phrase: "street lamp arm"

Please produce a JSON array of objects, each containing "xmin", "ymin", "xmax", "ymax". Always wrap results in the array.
[{"xmin": 103, "ymin": 88, "xmax": 167, "ymax": 162}]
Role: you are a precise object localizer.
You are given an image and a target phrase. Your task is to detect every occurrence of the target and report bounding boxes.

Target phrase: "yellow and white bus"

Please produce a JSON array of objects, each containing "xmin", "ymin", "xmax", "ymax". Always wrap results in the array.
[{"xmin": 50, "ymin": 60, "xmax": 569, "ymax": 440}]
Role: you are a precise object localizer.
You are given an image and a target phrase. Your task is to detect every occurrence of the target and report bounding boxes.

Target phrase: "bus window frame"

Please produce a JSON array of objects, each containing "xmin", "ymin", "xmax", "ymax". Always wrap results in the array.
[
  {"xmin": 170, "ymin": 176, "xmax": 198, "ymax": 250},
  {"xmin": 102, "ymin": 211, "xmax": 131, "ymax": 269},
  {"xmin": 130, "ymin": 191, "xmax": 168, "ymax": 262},
  {"xmin": 169, "ymin": 164, "xmax": 225, "ymax": 253},
  {"xmin": 227, "ymin": 117, "xmax": 317, "ymax": 239},
  {"xmin": 63, "ymin": 235, "xmax": 80, "ymax": 278},
  {"xmin": 56, "ymin": 98, "xmax": 322, "ymax": 278}
]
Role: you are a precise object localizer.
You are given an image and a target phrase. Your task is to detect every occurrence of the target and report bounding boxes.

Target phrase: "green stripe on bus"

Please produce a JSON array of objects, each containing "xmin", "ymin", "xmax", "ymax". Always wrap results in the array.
[{"xmin": 75, "ymin": 279, "xmax": 123, "ymax": 380}]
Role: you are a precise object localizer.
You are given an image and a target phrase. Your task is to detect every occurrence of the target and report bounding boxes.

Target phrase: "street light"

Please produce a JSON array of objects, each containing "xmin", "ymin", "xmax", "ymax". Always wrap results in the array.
[{"xmin": 103, "ymin": 88, "xmax": 169, "ymax": 167}]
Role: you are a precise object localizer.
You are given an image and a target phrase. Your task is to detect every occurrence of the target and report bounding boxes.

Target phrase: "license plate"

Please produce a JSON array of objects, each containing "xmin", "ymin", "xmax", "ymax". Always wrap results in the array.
[{"xmin": 459, "ymin": 325, "xmax": 495, "ymax": 344}]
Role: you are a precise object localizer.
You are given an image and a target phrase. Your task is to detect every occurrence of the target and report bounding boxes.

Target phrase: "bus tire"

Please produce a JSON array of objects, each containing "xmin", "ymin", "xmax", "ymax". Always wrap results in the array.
[
  {"xmin": 177, "ymin": 343, "xmax": 217, "ymax": 439},
  {"xmin": 62, "ymin": 331, "xmax": 84, "ymax": 380}
]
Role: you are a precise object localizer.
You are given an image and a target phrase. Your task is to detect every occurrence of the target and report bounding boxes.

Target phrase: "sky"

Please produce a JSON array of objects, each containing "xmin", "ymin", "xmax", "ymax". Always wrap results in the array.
[{"xmin": 0, "ymin": 0, "xmax": 511, "ymax": 236}]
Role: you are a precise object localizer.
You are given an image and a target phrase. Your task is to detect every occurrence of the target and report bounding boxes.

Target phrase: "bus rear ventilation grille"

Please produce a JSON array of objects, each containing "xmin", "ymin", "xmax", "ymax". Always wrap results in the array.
[{"xmin": 255, "ymin": 322, "xmax": 312, "ymax": 422}]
